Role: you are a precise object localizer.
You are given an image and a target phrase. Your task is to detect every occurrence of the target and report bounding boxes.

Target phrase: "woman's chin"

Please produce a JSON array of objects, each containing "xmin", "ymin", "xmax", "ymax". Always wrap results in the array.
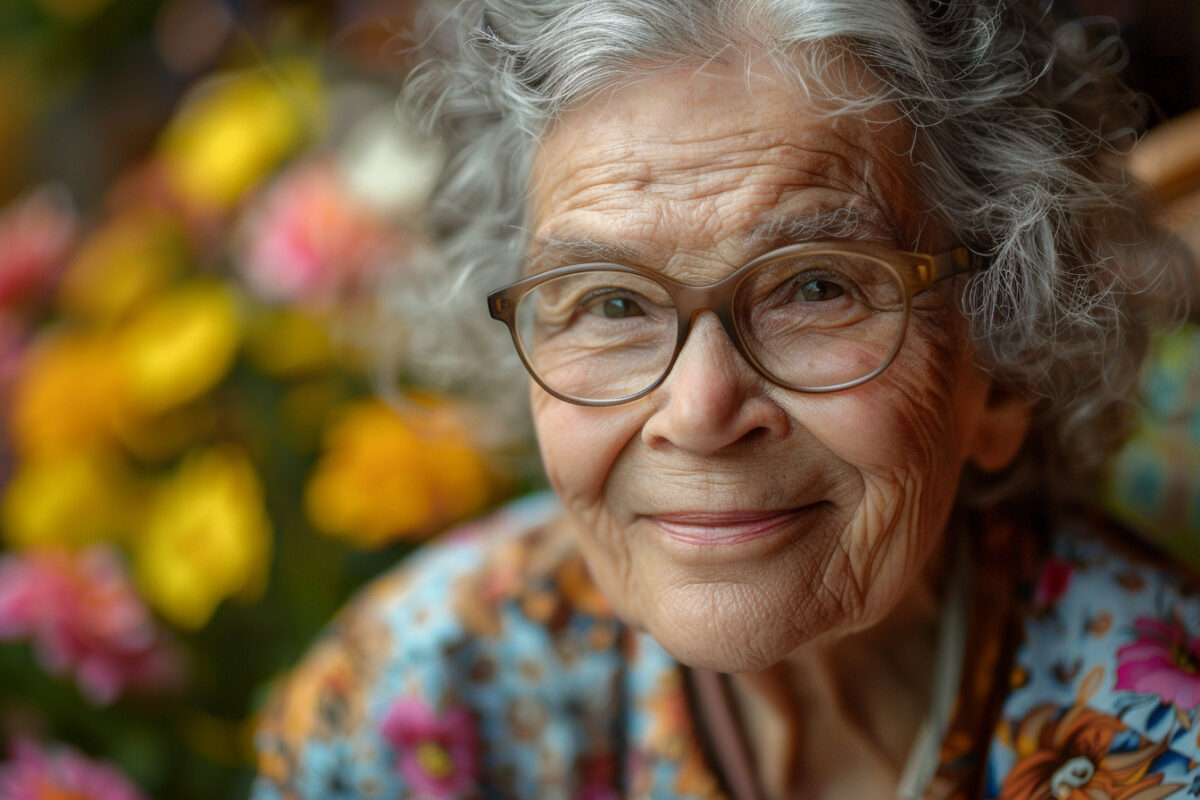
[
  {"xmin": 633, "ymin": 586, "xmax": 825, "ymax": 674},
  {"xmin": 650, "ymin": 624, "xmax": 806, "ymax": 674},
  {"xmin": 666, "ymin": 640, "xmax": 791, "ymax": 674}
]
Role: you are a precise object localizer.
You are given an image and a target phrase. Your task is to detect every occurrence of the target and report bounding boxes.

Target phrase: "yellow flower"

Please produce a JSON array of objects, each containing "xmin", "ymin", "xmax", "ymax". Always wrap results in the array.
[
  {"xmin": 117, "ymin": 281, "xmax": 241, "ymax": 416},
  {"xmin": 1, "ymin": 448, "xmax": 139, "ymax": 549},
  {"xmin": 10, "ymin": 281, "xmax": 237, "ymax": 458},
  {"xmin": 304, "ymin": 399, "xmax": 495, "ymax": 548},
  {"xmin": 8, "ymin": 329, "xmax": 126, "ymax": 458},
  {"xmin": 57, "ymin": 210, "xmax": 187, "ymax": 325},
  {"xmin": 158, "ymin": 62, "xmax": 322, "ymax": 213},
  {"xmin": 135, "ymin": 446, "xmax": 272, "ymax": 629}
]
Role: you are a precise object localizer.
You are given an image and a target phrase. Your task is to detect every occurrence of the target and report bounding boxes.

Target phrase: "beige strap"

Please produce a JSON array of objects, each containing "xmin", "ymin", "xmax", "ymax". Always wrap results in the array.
[{"xmin": 690, "ymin": 667, "xmax": 766, "ymax": 800}]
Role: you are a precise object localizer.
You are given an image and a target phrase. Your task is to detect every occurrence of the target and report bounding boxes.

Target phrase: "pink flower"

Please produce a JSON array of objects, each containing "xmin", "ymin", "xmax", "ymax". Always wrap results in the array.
[
  {"xmin": 236, "ymin": 158, "xmax": 403, "ymax": 307},
  {"xmin": 0, "ymin": 546, "xmax": 182, "ymax": 705},
  {"xmin": 1115, "ymin": 616, "xmax": 1200, "ymax": 709},
  {"xmin": 381, "ymin": 697, "xmax": 479, "ymax": 798},
  {"xmin": 0, "ymin": 737, "xmax": 147, "ymax": 800},
  {"xmin": 1035, "ymin": 557, "xmax": 1073, "ymax": 608},
  {"xmin": 0, "ymin": 186, "xmax": 76, "ymax": 312}
]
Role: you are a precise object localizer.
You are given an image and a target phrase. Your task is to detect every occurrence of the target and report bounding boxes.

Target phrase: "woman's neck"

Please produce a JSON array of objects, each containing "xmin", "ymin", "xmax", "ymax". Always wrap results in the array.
[{"xmin": 726, "ymin": 547, "xmax": 948, "ymax": 800}]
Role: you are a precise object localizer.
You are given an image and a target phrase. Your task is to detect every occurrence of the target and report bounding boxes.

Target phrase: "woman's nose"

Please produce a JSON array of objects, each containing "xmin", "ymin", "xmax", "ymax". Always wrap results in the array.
[{"xmin": 641, "ymin": 312, "xmax": 790, "ymax": 455}]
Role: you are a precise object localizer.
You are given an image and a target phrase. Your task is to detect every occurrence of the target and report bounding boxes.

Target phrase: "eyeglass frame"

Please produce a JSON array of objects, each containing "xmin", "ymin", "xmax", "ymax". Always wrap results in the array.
[{"xmin": 487, "ymin": 240, "xmax": 977, "ymax": 407}]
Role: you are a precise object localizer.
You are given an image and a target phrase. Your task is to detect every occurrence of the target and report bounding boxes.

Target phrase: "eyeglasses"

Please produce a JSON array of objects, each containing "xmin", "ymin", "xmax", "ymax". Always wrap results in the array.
[{"xmin": 487, "ymin": 241, "xmax": 975, "ymax": 406}]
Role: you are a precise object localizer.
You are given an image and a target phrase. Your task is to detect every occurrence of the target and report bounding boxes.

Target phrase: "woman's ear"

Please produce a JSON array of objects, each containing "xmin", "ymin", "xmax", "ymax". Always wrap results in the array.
[{"xmin": 967, "ymin": 382, "xmax": 1033, "ymax": 472}]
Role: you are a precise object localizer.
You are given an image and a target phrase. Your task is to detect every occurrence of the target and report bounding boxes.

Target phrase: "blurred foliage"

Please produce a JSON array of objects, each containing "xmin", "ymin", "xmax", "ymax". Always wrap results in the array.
[{"xmin": 0, "ymin": 0, "xmax": 524, "ymax": 797}]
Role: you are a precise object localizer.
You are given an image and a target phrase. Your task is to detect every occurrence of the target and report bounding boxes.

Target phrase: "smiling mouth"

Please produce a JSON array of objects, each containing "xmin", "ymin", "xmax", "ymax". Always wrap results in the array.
[{"xmin": 649, "ymin": 507, "xmax": 817, "ymax": 546}]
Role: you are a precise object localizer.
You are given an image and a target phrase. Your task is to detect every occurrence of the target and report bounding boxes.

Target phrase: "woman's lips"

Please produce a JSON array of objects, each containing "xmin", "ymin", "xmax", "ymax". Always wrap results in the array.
[{"xmin": 649, "ymin": 509, "xmax": 809, "ymax": 546}]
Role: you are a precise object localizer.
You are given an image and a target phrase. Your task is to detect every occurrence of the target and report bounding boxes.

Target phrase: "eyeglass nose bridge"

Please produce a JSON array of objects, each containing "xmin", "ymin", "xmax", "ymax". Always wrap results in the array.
[{"xmin": 656, "ymin": 272, "xmax": 767, "ymax": 391}]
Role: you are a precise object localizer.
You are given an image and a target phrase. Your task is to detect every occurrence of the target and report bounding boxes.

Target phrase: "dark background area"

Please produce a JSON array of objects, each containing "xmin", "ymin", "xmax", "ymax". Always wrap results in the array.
[{"xmin": 1061, "ymin": 0, "xmax": 1200, "ymax": 121}]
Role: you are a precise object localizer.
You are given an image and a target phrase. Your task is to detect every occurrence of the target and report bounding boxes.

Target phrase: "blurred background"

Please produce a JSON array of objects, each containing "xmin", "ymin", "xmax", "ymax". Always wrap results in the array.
[{"xmin": 0, "ymin": 1, "xmax": 1197, "ymax": 798}]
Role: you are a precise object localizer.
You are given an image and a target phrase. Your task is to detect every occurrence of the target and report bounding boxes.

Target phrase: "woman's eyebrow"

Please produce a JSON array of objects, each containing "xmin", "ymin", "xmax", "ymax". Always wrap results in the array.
[
  {"xmin": 526, "ymin": 236, "xmax": 643, "ymax": 272},
  {"xmin": 747, "ymin": 206, "xmax": 899, "ymax": 250}
]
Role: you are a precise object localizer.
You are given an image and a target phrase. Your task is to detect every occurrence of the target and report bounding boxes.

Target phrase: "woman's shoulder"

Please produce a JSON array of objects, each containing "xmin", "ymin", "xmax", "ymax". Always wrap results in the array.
[
  {"xmin": 251, "ymin": 492, "xmax": 629, "ymax": 800},
  {"xmin": 321, "ymin": 490, "xmax": 614, "ymax": 653},
  {"xmin": 1029, "ymin": 510, "xmax": 1200, "ymax": 670},
  {"xmin": 981, "ymin": 511, "xmax": 1200, "ymax": 798}
]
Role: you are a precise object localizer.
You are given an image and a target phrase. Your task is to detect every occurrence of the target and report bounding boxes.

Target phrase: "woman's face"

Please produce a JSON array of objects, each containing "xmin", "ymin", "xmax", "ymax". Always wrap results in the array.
[{"xmin": 527, "ymin": 58, "xmax": 1029, "ymax": 672}]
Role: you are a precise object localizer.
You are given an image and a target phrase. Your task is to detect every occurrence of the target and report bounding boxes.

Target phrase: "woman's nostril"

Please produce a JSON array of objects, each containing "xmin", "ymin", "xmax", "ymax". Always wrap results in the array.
[{"xmin": 741, "ymin": 426, "xmax": 772, "ymax": 445}]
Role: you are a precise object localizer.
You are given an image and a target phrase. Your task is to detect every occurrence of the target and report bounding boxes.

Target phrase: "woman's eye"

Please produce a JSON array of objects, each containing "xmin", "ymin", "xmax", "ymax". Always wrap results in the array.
[
  {"xmin": 795, "ymin": 278, "xmax": 845, "ymax": 302},
  {"xmin": 588, "ymin": 296, "xmax": 645, "ymax": 318}
]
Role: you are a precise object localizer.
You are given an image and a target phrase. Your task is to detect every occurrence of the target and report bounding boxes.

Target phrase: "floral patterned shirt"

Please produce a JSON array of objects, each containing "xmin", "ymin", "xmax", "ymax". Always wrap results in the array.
[{"xmin": 251, "ymin": 494, "xmax": 1200, "ymax": 799}]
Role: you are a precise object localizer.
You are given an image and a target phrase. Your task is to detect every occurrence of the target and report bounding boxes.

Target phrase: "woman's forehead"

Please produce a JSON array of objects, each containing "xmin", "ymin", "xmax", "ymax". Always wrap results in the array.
[{"xmin": 527, "ymin": 59, "xmax": 926, "ymax": 270}]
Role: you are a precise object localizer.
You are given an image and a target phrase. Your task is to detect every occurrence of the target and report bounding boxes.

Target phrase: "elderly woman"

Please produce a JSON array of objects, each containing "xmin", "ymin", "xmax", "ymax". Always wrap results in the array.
[{"xmin": 252, "ymin": 1, "xmax": 1194, "ymax": 798}]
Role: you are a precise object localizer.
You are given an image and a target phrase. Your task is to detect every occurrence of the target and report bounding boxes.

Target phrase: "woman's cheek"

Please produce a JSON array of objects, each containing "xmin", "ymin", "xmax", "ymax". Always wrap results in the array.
[
  {"xmin": 822, "ymin": 335, "xmax": 971, "ymax": 478},
  {"xmin": 531, "ymin": 388, "xmax": 636, "ymax": 511},
  {"xmin": 803, "ymin": 352, "xmax": 971, "ymax": 566},
  {"xmin": 806, "ymin": 392, "xmax": 946, "ymax": 479}
]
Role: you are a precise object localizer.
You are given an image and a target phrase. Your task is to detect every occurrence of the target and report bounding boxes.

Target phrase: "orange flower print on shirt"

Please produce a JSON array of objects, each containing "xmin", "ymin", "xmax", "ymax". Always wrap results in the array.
[{"xmin": 999, "ymin": 704, "xmax": 1182, "ymax": 800}]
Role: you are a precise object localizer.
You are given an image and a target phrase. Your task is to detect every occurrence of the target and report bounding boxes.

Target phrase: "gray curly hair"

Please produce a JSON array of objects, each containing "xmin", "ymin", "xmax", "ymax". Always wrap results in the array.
[{"xmin": 381, "ymin": 0, "xmax": 1190, "ymax": 502}]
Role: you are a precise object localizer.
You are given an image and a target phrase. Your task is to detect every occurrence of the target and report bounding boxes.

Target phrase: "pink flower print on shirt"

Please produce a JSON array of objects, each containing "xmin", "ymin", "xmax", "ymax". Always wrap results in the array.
[
  {"xmin": 1116, "ymin": 616, "xmax": 1200, "ymax": 710},
  {"xmin": 381, "ymin": 697, "xmax": 480, "ymax": 798}
]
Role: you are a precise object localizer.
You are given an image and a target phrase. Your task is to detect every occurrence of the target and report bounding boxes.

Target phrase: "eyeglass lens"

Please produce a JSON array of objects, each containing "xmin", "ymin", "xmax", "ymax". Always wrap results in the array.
[{"xmin": 514, "ymin": 251, "xmax": 908, "ymax": 402}]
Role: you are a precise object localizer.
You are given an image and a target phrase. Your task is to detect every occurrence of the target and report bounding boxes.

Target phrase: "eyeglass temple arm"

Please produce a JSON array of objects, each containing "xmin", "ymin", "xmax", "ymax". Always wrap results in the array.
[{"xmin": 926, "ymin": 247, "xmax": 976, "ymax": 284}]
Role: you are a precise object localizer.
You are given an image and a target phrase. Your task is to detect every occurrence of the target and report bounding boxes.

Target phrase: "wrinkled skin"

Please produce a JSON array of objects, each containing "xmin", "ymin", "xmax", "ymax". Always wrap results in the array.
[{"xmin": 527, "ymin": 55, "xmax": 1031, "ymax": 676}]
